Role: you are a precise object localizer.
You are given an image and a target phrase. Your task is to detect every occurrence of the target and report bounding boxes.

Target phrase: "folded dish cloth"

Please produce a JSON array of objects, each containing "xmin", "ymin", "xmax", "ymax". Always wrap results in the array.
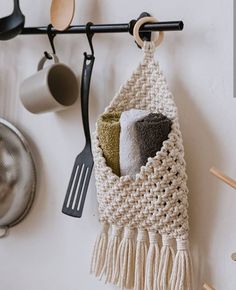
[
  {"xmin": 135, "ymin": 113, "xmax": 172, "ymax": 166},
  {"xmin": 119, "ymin": 108, "xmax": 149, "ymax": 178},
  {"xmin": 97, "ymin": 112, "xmax": 121, "ymax": 176}
]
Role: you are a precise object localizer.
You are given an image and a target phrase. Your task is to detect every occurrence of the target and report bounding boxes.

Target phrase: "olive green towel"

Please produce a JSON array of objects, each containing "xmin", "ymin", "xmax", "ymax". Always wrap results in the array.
[
  {"xmin": 97, "ymin": 112, "xmax": 121, "ymax": 176},
  {"xmin": 135, "ymin": 113, "xmax": 172, "ymax": 166}
]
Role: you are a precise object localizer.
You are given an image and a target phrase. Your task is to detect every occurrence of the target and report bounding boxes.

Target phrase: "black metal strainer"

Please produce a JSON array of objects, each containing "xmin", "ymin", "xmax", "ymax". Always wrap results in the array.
[{"xmin": 0, "ymin": 118, "xmax": 36, "ymax": 237}]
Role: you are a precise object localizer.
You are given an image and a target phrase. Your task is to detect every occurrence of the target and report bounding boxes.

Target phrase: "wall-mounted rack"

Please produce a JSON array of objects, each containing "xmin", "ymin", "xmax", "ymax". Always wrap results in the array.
[
  {"xmin": 0, "ymin": 10, "xmax": 184, "ymax": 45},
  {"xmin": 20, "ymin": 20, "xmax": 184, "ymax": 35}
]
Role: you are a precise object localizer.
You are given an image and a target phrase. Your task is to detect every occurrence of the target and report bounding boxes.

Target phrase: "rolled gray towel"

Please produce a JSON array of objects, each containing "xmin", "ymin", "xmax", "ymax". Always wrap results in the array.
[
  {"xmin": 119, "ymin": 109, "xmax": 149, "ymax": 178},
  {"xmin": 135, "ymin": 113, "xmax": 172, "ymax": 166}
]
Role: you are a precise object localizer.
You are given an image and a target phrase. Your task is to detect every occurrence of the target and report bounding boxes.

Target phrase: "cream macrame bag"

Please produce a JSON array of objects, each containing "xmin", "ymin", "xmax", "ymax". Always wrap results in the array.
[{"xmin": 91, "ymin": 41, "xmax": 193, "ymax": 290}]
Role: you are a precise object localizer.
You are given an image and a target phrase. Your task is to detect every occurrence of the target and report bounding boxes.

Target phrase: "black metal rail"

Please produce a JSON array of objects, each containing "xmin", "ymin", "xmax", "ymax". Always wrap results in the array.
[{"xmin": 20, "ymin": 21, "xmax": 184, "ymax": 35}]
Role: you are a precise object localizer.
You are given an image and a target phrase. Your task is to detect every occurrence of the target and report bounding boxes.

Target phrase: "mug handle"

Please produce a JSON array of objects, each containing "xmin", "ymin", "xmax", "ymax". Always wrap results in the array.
[
  {"xmin": 37, "ymin": 53, "xmax": 59, "ymax": 71},
  {"xmin": 0, "ymin": 226, "xmax": 9, "ymax": 238}
]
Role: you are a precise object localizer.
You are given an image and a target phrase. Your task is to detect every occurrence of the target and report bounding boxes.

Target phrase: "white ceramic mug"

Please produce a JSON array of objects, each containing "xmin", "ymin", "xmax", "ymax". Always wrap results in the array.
[{"xmin": 20, "ymin": 54, "xmax": 79, "ymax": 114}]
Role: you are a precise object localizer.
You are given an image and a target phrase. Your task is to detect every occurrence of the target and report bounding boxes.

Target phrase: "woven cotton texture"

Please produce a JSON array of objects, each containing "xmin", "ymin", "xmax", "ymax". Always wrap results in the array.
[{"xmin": 91, "ymin": 41, "xmax": 193, "ymax": 290}]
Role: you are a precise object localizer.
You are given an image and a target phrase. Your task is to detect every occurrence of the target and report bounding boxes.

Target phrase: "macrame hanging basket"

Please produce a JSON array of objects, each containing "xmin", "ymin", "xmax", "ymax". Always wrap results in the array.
[{"xmin": 91, "ymin": 41, "xmax": 193, "ymax": 290}]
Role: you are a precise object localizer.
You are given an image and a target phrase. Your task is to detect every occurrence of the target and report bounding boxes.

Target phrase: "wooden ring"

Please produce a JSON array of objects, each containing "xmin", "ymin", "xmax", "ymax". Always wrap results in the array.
[{"xmin": 133, "ymin": 16, "xmax": 164, "ymax": 48}]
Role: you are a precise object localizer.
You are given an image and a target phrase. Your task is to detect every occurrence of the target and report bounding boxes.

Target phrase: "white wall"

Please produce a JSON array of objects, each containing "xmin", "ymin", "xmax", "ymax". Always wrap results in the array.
[{"xmin": 0, "ymin": 0, "xmax": 234, "ymax": 289}]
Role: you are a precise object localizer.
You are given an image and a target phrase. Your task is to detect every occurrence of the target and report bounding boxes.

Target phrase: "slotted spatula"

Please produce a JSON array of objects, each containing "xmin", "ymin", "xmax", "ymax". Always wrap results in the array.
[{"xmin": 62, "ymin": 52, "xmax": 95, "ymax": 218}]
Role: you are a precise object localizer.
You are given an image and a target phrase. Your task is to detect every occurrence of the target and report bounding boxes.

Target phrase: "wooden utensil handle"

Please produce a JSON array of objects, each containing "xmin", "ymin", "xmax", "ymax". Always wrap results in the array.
[
  {"xmin": 210, "ymin": 167, "xmax": 236, "ymax": 190},
  {"xmin": 203, "ymin": 283, "xmax": 216, "ymax": 290}
]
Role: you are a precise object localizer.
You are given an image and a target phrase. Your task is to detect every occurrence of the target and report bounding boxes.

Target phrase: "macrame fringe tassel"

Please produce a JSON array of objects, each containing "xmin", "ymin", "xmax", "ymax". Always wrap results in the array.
[
  {"xmin": 91, "ymin": 227, "xmax": 194, "ymax": 290},
  {"xmin": 157, "ymin": 235, "xmax": 175, "ymax": 290},
  {"xmin": 170, "ymin": 239, "xmax": 193, "ymax": 290},
  {"xmin": 134, "ymin": 229, "xmax": 148, "ymax": 290},
  {"xmin": 145, "ymin": 231, "xmax": 160, "ymax": 290},
  {"xmin": 90, "ymin": 223, "xmax": 109, "ymax": 277},
  {"xmin": 101, "ymin": 225, "xmax": 122, "ymax": 283},
  {"xmin": 113, "ymin": 227, "xmax": 136, "ymax": 289}
]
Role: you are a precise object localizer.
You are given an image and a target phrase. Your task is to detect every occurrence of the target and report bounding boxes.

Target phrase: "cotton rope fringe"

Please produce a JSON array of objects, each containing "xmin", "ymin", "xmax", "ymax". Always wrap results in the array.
[{"xmin": 91, "ymin": 41, "xmax": 194, "ymax": 290}]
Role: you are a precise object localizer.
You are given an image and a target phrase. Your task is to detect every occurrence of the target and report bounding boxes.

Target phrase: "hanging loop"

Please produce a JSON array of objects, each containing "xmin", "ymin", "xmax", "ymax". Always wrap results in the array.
[
  {"xmin": 133, "ymin": 16, "xmax": 164, "ymax": 48},
  {"xmin": 129, "ymin": 12, "xmax": 152, "ymax": 48},
  {"xmin": 84, "ymin": 22, "xmax": 94, "ymax": 59},
  {"xmin": 44, "ymin": 24, "xmax": 56, "ymax": 60}
]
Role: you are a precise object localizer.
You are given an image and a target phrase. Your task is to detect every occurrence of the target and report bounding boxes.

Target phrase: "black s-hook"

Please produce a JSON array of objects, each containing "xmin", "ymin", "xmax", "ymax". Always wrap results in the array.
[
  {"xmin": 84, "ymin": 22, "xmax": 94, "ymax": 58},
  {"xmin": 44, "ymin": 24, "xmax": 56, "ymax": 60}
]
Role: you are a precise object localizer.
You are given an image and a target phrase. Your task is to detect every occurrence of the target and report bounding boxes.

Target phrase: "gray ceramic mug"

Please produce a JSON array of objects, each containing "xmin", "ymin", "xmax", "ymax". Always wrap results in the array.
[{"xmin": 20, "ymin": 54, "xmax": 79, "ymax": 114}]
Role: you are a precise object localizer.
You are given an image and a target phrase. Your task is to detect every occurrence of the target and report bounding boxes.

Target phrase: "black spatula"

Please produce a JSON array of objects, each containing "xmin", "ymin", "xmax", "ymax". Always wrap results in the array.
[{"xmin": 62, "ymin": 51, "xmax": 95, "ymax": 218}]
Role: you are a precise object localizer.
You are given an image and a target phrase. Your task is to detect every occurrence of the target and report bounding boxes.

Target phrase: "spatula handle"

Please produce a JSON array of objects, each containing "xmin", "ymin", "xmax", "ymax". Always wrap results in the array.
[
  {"xmin": 13, "ymin": 0, "xmax": 20, "ymax": 12},
  {"xmin": 81, "ymin": 53, "xmax": 95, "ymax": 145}
]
